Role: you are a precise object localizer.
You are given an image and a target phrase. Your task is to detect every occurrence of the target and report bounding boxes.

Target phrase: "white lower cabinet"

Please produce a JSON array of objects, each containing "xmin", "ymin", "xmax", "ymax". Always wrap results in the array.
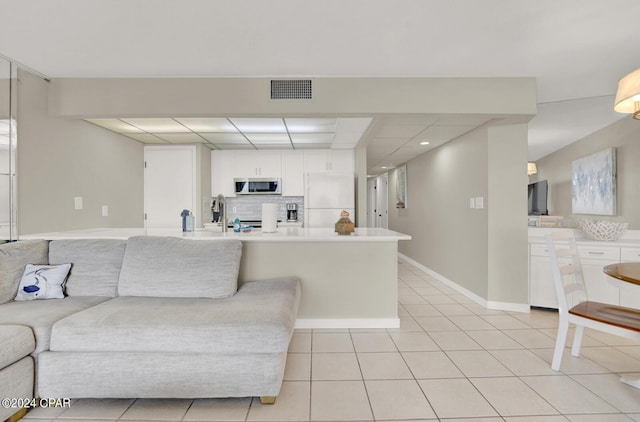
[
  {"xmin": 529, "ymin": 243, "xmax": 560, "ymax": 308},
  {"xmin": 529, "ymin": 239, "xmax": 631, "ymax": 308}
]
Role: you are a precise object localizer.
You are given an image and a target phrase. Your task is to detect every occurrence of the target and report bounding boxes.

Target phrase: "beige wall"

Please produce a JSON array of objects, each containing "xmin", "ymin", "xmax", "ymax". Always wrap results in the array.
[
  {"xmin": 533, "ymin": 116, "xmax": 640, "ymax": 228},
  {"xmin": 389, "ymin": 121, "xmax": 529, "ymax": 306},
  {"xmin": 17, "ymin": 71, "xmax": 144, "ymax": 235},
  {"xmin": 487, "ymin": 123, "xmax": 529, "ymax": 304},
  {"xmin": 48, "ymin": 77, "xmax": 536, "ymax": 118}
]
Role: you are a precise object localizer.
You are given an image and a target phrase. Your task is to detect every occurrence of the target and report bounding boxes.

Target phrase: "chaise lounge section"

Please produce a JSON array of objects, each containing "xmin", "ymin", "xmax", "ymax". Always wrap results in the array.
[{"xmin": 0, "ymin": 235, "xmax": 301, "ymax": 415}]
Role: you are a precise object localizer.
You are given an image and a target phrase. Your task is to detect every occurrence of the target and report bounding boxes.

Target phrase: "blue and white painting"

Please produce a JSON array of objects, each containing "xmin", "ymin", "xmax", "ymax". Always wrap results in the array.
[{"xmin": 572, "ymin": 148, "xmax": 616, "ymax": 215}]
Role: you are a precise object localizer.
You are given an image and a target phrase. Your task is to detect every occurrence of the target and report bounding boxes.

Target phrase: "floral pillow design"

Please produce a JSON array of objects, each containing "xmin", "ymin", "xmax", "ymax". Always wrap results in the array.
[{"xmin": 15, "ymin": 263, "xmax": 72, "ymax": 301}]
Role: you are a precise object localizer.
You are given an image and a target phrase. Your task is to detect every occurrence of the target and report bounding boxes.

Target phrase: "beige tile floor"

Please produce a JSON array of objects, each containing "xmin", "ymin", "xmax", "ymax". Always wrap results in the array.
[{"xmin": 21, "ymin": 259, "xmax": 640, "ymax": 421}]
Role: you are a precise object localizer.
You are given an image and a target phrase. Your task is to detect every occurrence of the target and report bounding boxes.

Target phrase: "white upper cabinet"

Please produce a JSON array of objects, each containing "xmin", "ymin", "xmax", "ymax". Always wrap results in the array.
[
  {"xmin": 234, "ymin": 151, "xmax": 282, "ymax": 178},
  {"xmin": 304, "ymin": 149, "xmax": 354, "ymax": 174},
  {"xmin": 211, "ymin": 150, "xmax": 235, "ymax": 197},
  {"xmin": 212, "ymin": 149, "xmax": 355, "ymax": 199},
  {"xmin": 281, "ymin": 150, "xmax": 304, "ymax": 196}
]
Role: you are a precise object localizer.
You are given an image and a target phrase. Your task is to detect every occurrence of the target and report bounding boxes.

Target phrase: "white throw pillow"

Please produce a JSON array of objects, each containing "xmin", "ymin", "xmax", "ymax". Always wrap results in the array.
[{"xmin": 15, "ymin": 263, "xmax": 72, "ymax": 301}]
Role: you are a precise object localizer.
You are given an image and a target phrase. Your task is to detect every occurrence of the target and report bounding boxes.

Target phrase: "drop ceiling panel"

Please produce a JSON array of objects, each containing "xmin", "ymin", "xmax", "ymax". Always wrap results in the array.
[
  {"xmin": 124, "ymin": 133, "xmax": 168, "ymax": 143},
  {"xmin": 285, "ymin": 118, "xmax": 337, "ymax": 133},
  {"xmin": 245, "ymin": 133, "xmax": 290, "ymax": 143},
  {"xmin": 200, "ymin": 133, "xmax": 249, "ymax": 143},
  {"xmin": 85, "ymin": 118, "xmax": 144, "ymax": 133},
  {"xmin": 375, "ymin": 125, "xmax": 428, "ymax": 138},
  {"xmin": 290, "ymin": 133, "xmax": 334, "ymax": 143},
  {"xmin": 154, "ymin": 133, "xmax": 207, "ymax": 143},
  {"xmin": 420, "ymin": 125, "xmax": 479, "ymax": 142},
  {"xmin": 216, "ymin": 143, "xmax": 256, "ymax": 150},
  {"xmin": 435, "ymin": 116, "xmax": 493, "ymax": 126},
  {"xmin": 175, "ymin": 117, "xmax": 237, "ymax": 132},
  {"xmin": 229, "ymin": 118, "xmax": 286, "ymax": 133},
  {"xmin": 382, "ymin": 116, "xmax": 441, "ymax": 126},
  {"xmin": 335, "ymin": 117, "xmax": 373, "ymax": 133},
  {"xmin": 121, "ymin": 118, "xmax": 191, "ymax": 132}
]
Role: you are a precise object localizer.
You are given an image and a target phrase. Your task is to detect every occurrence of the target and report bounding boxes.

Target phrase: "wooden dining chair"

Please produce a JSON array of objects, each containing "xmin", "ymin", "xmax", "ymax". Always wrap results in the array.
[{"xmin": 545, "ymin": 231, "xmax": 640, "ymax": 379}]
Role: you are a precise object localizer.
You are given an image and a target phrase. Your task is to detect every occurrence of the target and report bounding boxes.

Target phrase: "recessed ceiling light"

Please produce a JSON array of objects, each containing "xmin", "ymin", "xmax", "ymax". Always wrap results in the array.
[
  {"xmin": 420, "ymin": 141, "xmax": 430, "ymax": 145},
  {"xmin": 381, "ymin": 166, "xmax": 388, "ymax": 169}
]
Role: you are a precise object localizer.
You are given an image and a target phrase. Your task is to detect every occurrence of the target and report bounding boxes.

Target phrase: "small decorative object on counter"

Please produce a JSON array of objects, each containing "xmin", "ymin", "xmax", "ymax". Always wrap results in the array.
[
  {"xmin": 335, "ymin": 210, "xmax": 355, "ymax": 235},
  {"xmin": 233, "ymin": 218, "xmax": 241, "ymax": 233},
  {"xmin": 180, "ymin": 210, "xmax": 195, "ymax": 232}
]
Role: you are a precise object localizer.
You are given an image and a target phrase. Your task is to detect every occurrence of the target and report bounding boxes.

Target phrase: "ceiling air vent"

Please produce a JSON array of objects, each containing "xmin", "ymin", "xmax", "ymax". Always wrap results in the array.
[{"xmin": 270, "ymin": 79, "xmax": 312, "ymax": 100}]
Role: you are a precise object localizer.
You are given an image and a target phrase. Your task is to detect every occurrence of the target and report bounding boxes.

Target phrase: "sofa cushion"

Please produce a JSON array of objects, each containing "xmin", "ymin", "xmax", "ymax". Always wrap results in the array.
[
  {"xmin": 117, "ymin": 236, "xmax": 242, "ymax": 299},
  {"xmin": 51, "ymin": 278, "xmax": 300, "ymax": 354},
  {"xmin": 0, "ymin": 357, "xmax": 34, "ymax": 421},
  {"xmin": 49, "ymin": 239, "xmax": 126, "ymax": 297},
  {"xmin": 0, "ymin": 325, "xmax": 35, "ymax": 370},
  {"xmin": 0, "ymin": 296, "xmax": 110, "ymax": 354},
  {"xmin": 15, "ymin": 263, "xmax": 72, "ymax": 301},
  {"xmin": 0, "ymin": 240, "xmax": 49, "ymax": 305}
]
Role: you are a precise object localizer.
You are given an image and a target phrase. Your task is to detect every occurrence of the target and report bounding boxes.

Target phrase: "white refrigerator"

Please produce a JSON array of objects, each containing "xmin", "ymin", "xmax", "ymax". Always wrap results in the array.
[{"xmin": 304, "ymin": 172, "xmax": 355, "ymax": 228}]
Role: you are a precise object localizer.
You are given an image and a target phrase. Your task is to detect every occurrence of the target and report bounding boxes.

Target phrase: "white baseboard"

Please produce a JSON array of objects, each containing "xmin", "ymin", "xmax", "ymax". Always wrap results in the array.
[
  {"xmin": 295, "ymin": 318, "xmax": 400, "ymax": 329},
  {"xmin": 398, "ymin": 253, "xmax": 529, "ymax": 314}
]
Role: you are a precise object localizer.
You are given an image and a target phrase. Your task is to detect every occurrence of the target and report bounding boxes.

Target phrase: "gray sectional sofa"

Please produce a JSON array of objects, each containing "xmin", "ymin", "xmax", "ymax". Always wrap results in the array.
[{"xmin": 0, "ymin": 236, "xmax": 300, "ymax": 419}]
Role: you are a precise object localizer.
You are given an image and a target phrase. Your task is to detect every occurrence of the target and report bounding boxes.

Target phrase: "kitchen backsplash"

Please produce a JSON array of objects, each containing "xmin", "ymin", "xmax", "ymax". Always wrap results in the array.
[{"xmin": 209, "ymin": 196, "xmax": 304, "ymax": 224}]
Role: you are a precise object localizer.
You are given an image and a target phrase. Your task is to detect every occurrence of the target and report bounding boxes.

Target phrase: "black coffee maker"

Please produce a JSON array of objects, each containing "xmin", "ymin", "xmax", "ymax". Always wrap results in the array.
[{"xmin": 286, "ymin": 203, "xmax": 298, "ymax": 222}]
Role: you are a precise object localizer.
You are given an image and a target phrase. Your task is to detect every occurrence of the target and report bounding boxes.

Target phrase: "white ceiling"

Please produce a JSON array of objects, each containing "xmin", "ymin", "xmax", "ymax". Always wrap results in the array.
[{"xmin": 1, "ymin": 0, "xmax": 639, "ymax": 174}]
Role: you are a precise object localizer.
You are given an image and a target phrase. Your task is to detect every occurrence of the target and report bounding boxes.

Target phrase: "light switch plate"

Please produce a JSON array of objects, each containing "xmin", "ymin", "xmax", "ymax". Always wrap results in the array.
[
  {"xmin": 469, "ymin": 198, "xmax": 475, "ymax": 209},
  {"xmin": 74, "ymin": 197, "xmax": 83, "ymax": 210},
  {"xmin": 102, "ymin": 205, "xmax": 109, "ymax": 217},
  {"xmin": 475, "ymin": 197, "xmax": 484, "ymax": 209}
]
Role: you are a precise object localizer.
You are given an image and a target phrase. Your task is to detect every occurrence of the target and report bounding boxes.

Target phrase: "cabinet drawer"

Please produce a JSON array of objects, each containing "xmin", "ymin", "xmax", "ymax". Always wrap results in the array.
[
  {"xmin": 621, "ymin": 247, "xmax": 640, "ymax": 262},
  {"xmin": 530, "ymin": 243, "xmax": 550, "ymax": 257},
  {"xmin": 578, "ymin": 246, "xmax": 620, "ymax": 261}
]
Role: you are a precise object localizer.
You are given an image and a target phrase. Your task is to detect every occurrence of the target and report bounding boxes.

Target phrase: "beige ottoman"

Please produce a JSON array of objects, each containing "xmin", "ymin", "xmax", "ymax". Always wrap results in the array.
[{"xmin": 0, "ymin": 325, "xmax": 35, "ymax": 422}]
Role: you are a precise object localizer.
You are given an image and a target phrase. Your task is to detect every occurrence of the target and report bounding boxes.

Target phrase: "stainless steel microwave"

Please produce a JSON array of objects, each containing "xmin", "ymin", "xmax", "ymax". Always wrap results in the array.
[{"xmin": 234, "ymin": 178, "xmax": 282, "ymax": 195}]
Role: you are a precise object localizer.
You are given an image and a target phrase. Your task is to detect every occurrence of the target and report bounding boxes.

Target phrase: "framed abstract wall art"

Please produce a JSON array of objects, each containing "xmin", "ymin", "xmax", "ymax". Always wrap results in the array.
[{"xmin": 571, "ymin": 148, "xmax": 616, "ymax": 215}]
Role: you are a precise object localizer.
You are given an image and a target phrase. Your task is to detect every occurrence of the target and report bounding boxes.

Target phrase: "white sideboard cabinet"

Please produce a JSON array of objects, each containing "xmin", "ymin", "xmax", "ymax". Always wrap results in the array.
[{"xmin": 528, "ymin": 229, "xmax": 640, "ymax": 309}]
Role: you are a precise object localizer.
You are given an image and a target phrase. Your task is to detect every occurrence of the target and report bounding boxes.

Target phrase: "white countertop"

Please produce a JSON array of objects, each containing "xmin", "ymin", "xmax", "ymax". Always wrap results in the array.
[
  {"xmin": 20, "ymin": 227, "xmax": 411, "ymax": 242},
  {"xmin": 528, "ymin": 227, "xmax": 640, "ymax": 247}
]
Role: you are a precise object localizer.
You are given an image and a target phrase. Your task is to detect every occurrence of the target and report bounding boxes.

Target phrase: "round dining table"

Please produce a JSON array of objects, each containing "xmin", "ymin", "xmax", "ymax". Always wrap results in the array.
[
  {"xmin": 602, "ymin": 262, "xmax": 640, "ymax": 389},
  {"xmin": 603, "ymin": 262, "xmax": 640, "ymax": 286}
]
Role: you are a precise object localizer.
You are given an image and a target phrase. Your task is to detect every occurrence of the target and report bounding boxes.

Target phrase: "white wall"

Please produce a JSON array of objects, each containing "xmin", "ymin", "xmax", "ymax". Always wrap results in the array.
[{"xmin": 17, "ymin": 71, "xmax": 144, "ymax": 235}]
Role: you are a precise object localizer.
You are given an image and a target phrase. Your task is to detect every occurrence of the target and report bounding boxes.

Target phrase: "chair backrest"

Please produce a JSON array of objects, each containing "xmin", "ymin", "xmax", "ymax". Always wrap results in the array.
[{"xmin": 545, "ymin": 231, "xmax": 588, "ymax": 315}]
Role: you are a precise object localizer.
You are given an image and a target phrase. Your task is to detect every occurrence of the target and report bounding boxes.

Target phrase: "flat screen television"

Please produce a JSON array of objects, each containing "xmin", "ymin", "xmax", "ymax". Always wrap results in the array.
[{"xmin": 528, "ymin": 180, "xmax": 548, "ymax": 215}]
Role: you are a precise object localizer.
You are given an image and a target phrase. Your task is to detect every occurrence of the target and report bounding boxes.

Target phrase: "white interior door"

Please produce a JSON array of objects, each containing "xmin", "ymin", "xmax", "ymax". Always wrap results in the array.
[
  {"xmin": 144, "ymin": 146, "xmax": 196, "ymax": 229},
  {"xmin": 376, "ymin": 173, "xmax": 388, "ymax": 229},
  {"xmin": 367, "ymin": 178, "xmax": 377, "ymax": 227}
]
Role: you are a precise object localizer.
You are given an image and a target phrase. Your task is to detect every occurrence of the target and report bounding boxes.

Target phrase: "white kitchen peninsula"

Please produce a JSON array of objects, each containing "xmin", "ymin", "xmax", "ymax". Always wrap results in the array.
[{"xmin": 21, "ymin": 227, "xmax": 411, "ymax": 329}]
